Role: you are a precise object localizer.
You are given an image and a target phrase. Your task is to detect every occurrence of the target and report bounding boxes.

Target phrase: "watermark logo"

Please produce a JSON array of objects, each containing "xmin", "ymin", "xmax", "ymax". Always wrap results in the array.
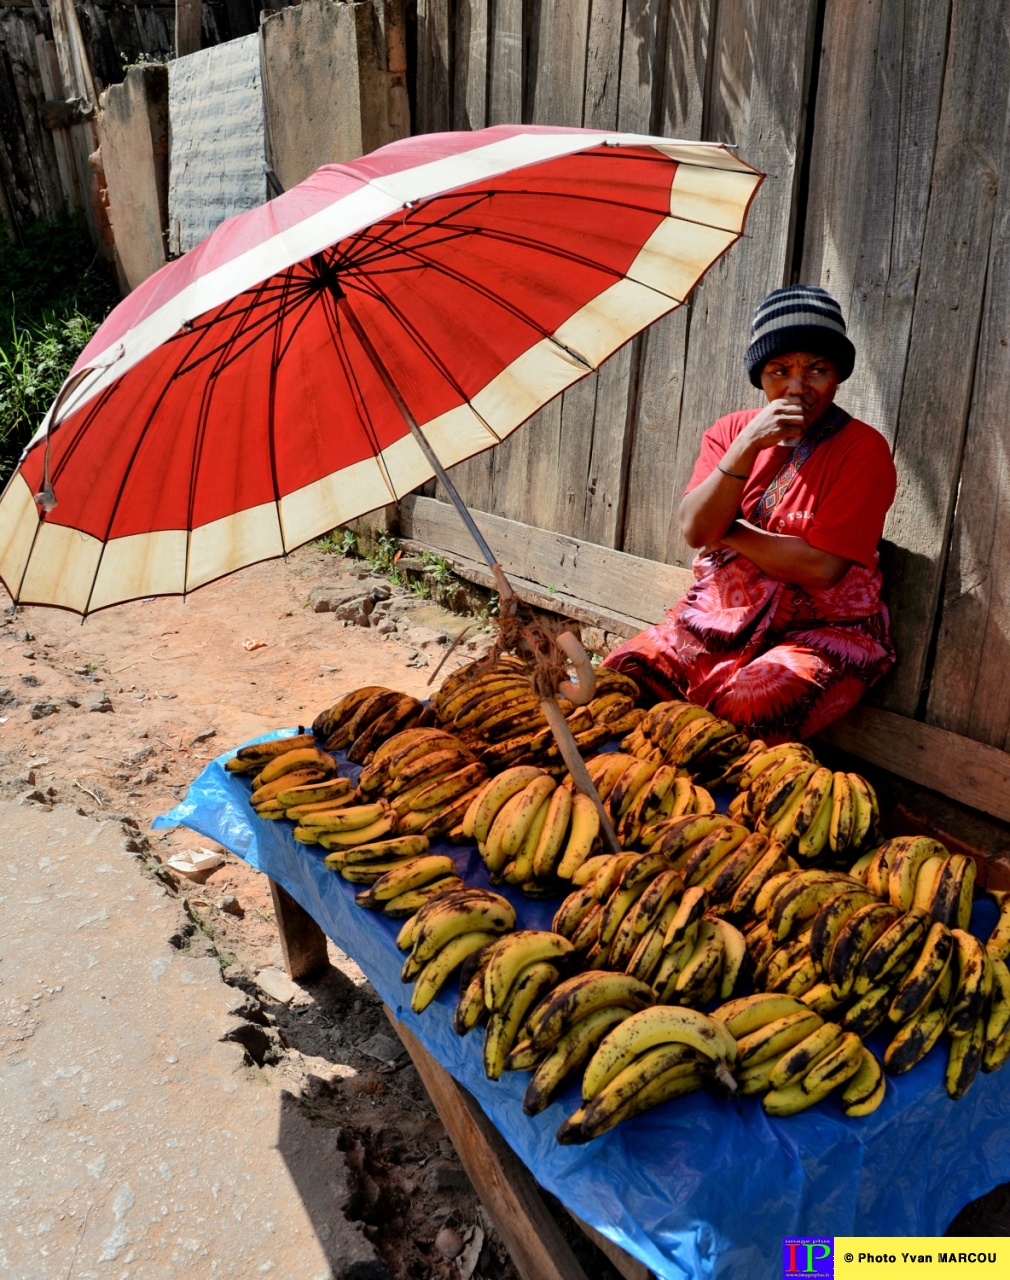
[{"xmin": 783, "ymin": 1238, "xmax": 833, "ymax": 1278}]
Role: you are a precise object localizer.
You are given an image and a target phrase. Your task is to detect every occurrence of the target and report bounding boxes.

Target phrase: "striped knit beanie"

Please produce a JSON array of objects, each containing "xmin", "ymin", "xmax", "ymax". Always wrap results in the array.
[{"xmin": 744, "ymin": 285, "xmax": 856, "ymax": 387}]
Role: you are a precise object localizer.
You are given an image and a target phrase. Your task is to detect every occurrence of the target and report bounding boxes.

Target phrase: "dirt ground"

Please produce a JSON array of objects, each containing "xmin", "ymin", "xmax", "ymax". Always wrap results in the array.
[{"xmin": 0, "ymin": 543, "xmax": 627, "ymax": 1280}]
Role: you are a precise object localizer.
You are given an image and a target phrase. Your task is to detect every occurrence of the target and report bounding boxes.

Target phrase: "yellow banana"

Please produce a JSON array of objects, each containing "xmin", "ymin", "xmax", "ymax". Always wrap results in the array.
[
  {"xmin": 318, "ymin": 815, "xmax": 397, "ymax": 849},
  {"xmin": 381, "ymin": 876, "xmax": 464, "ymax": 918},
  {"xmin": 528, "ymin": 972, "xmax": 654, "ymax": 1052},
  {"xmin": 409, "ymin": 762, "xmax": 488, "ymax": 811},
  {"xmin": 299, "ymin": 801, "xmax": 388, "ymax": 830},
  {"xmin": 483, "ymin": 961, "xmax": 559, "ymax": 1080},
  {"xmin": 841, "ymin": 1047, "xmax": 885, "ymax": 1115},
  {"xmin": 471, "ymin": 766, "xmax": 546, "ymax": 843},
  {"xmin": 768, "ymin": 1022, "xmax": 845, "ymax": 1091},
  {"xmin": 364, "ymin": 854, "xmax": 455, "ymax": 904},
  {"xmin": 406, "ymin": 893, "xmax": 517, "ymax": 972},
  {"xmin": 483, "ymin": 931, "xmax": 574, "ymax": 1013},
  {"xmin": 411, "ymin": 931, "xmax": 499, "ymax": 1014},
  {"xmin": 582, "ymin": 1004, "xmax": 736, "ymax": 1100},
  {"xmin": 531, "ymin": 786, "xmax": 573, "ymax": 879},
  {"xmin": 556, "ymin": 793, "xmax": 601, "ymax": 879},
  {"xmin": 522, "ymin": 1006, "xmax": 630, "ymax": 1116},
  {"xmin": 711, "ymin": 992, "xmax": 809, "ymax": 1040}
]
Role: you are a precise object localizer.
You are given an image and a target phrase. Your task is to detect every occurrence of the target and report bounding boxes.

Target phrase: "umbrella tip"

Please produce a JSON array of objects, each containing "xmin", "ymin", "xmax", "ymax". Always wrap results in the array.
[{"xmin": 33, "ymin": 483, "xmax": 57, "ymax": 514}]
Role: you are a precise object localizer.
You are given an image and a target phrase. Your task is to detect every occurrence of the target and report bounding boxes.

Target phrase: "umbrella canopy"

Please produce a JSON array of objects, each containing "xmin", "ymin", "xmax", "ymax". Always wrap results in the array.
[{"xmin": 0, "ymin": 125, "xmax": 761, "ymax": 615}]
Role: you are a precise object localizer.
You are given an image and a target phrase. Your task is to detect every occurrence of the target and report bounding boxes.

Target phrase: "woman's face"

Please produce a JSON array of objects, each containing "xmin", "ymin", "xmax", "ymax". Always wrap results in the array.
[{"xmin": 759, "ymin": 351, "xmax": 839, "ymax": 428}]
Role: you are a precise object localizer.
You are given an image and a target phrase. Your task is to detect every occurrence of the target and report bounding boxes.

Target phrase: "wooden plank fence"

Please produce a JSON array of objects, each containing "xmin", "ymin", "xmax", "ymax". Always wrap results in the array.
[
  {"xmin": 407, "ymin": 0, "xmax": 1010, "ymax": 824},
  {"xmin": 0, "ymin": 0, "xmax": 263, "ymax": 239}
]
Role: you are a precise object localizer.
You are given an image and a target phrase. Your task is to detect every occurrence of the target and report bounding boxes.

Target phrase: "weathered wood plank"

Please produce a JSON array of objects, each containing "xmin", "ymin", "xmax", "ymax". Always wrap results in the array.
[
  {"xmin": 668, "ymin": 0, "xmax": 819, "ymax": 568},
  {"xmin": 583, "ymin": 0, "xmax": 621, "ymax": 130},
  {"xmin": 486, "ymin": 0, "xmax": 521, "ymax": 124},
  {"xmin": 269, "ymin": 877, "xmax": 330, "ymax": 981},
  {"xmin": 619, "ymin": 0, "xmax": 707, "ymax": 563},
  {"xmin": 926, "ymin": 97, "xmax": 1010, "ymax": 747},
  {"xmin": 579, "ymin": 0, "xmax": 666, "ymax": 551},
  {"xmin": 175, "ymin": 0, "xmax": 202, "ymax": 57},
  {"xmin": 35, "ymin": 35, "xmax": 79, "ymax": 212},
  {"xmin": 2, "ymin": 20, "xmax": 65, "ymax": 219},
  {"xmin": 415, "ymin": 0, "xmax": 452, "ymax": 134},
  {"xmin": 801, "ymin": 0, "xmax": 949, "ymax": 438},
  {"xmin": 386, "ymin": 1011, "xmax": 592, "ymax": 1280},
  {"xmin": 527, "ymin": 0, "xmax": 589, "ymax": 127},
  {"xmin": 399, "ymin": 494, "xmax": 692, "ymax": 625},
  {"xmin": 478, "ymin": 0, "xmax": 590, "ymax": 531},
  {"xmin": 397, "ymin": 533, "xmax": 648, "ymax": 638},
  {"xmin": 879, "ymin": 0, "xmax": 1010, "ymax": 716},
  {"xmin": 818, "ymin": 705, "xmax": 1010, "ymax": 828},
  {"xmin": 453, "ymin": 0, "xmax": 487, "ymax": 130}
]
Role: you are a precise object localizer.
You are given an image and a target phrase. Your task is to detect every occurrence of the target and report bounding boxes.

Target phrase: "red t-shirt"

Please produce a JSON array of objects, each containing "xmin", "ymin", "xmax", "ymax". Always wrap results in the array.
[{"xmin": 686, "ymin": 409, "xmax": 897, "ymax": 568}]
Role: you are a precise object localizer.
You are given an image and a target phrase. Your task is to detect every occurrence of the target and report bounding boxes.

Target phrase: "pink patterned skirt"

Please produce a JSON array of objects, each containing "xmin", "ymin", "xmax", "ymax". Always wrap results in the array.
[{"xmin": 603, "ymin": 548, "xmax": 895, "ymax": 743}]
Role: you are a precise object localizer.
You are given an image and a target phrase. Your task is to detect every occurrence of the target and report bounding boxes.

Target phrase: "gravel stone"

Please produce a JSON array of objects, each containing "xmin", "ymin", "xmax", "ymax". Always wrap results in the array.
[
  {"xmin": 434, "ymin": 1226, "xmax": 464, "ymax": 1260},
  {"xmin": 20, "ymin": 673, "xmax": 39, "ymax": 686},
  {"xmin": 255, "ymin": 966, "xmax": 298, "ymax": 1004},
  {"xmin": 0, "ymin": 686, "xmax": 20, "ymax": 709},
  {"xmin": 220, "ymin": 894, "xmax": 244, "ymax": 916},
  {"xmin": 86, "ymin": 691, "xmax": 114, "ymax": 713},
  {"xmin": 357, "ymin": 1032, "xmax": 403, "ymax": 1065},
  {"xmin": 29, "ymin": 699, "xmax": 58, "ymax": 719}
]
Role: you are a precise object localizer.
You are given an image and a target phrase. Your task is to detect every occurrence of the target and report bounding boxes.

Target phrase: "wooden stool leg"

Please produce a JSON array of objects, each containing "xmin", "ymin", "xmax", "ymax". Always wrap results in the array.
[
  {"xmin": 386, "ymin": 1008, "xmax": 591, "ymax": 1280},
  {"xmin": 268, "ymin": 877, "xmax": 330, "ymax": 980}
]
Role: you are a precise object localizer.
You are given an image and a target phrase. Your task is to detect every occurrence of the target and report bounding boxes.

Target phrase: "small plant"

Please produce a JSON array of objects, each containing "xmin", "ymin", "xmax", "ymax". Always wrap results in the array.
[
  {"xmin": 420, "ymin": 550, "xmax": 455, "ymax": 585},
  {"xmin": 368, "ymin": 531, "xmax": 401, "ymax": 578},
  {"xmin": 0, "ymin": 213, "xmax": 117, "ymax": 485}
]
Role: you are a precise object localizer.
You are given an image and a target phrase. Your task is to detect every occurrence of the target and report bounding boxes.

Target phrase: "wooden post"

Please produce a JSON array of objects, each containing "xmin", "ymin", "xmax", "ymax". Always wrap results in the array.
[
  {"xmin": 176, "ymin": 0, "xmax": 202, "ymax": 58},
  {"xmin": 386, "ymin": 1010, "xmax": 593, "ymax": 1280},
  {"xmin": 268, "ymin": 877, "xmax": 330, "ymax": 980}
]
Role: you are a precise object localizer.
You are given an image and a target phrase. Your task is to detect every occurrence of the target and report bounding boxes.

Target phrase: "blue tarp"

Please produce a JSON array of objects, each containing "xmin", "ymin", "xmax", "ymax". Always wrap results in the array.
[{"xmin": 155, "ymin": 733, "xmax": 1010, "ymax": 1279}]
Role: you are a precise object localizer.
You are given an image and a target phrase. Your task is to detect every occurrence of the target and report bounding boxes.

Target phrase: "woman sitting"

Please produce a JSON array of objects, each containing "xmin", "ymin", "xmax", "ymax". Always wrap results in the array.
[{"xmin": 604, "ymin": 285, "xmax": 896, "ymax": 744}]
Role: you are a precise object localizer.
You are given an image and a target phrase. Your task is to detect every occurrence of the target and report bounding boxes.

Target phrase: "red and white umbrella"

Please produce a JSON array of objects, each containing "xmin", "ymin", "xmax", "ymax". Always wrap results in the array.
[{"xmin": 0, "ymin": 125, "xmax": 761, "ymax": 615}]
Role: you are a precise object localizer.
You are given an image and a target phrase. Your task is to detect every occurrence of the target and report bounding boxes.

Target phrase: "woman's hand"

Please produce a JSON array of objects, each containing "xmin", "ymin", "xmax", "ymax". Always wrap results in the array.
[
  {"xmin": 731, "ymin": 397, "xmax": 806, "ymax": 460},
  {"xmin": 680, "ymin": 401, "xmax": 808, "ymax": 549}
]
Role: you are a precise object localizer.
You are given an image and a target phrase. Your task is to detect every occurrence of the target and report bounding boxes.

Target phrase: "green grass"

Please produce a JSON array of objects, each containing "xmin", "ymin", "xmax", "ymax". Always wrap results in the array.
[{"xmin": 0, "ymin": 214, "xmax": 118, "ymax": 483}]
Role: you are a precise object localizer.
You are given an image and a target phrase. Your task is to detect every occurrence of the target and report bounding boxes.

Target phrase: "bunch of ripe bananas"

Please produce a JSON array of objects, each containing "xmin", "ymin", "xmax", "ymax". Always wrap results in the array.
[
  {"xmin": 460, "ymin": 765, "xmax": 601, "ymax": 890},
  {"xmin": 395, "ymin": 887, "xmax": 523, "ymax": 1014},
  {"xmin": 556, "ymin": 1004, "xmax": 739, "ymax": 1143},
  {"xmin": 711, "ymin": 994, "xmax": 884, "ymax": 1115},
  {"xmin": 432, "ymin": 657, "xmax": 641, "ymax": 771},
  {"xmin": 855, "ymin": 836, "xmax": 975, "ymax": 926},
  {"xmin": 313, "ymin": 687, "xmax": 426, "ymax": 762},
  {"xmin": 355, "ymin": 726, "xmax": 488, "ymax": 841},
  {"xmin": 498, "ymin": 971, "xmax": 655, "ymax": 1113},
  {"xmin": 728, "ymin": 742, "xmax": 880, "ymax": 860},
  {"xmin": 574, "ymin": 753, "xmax": 715, "ymax": 849},
  {"xmin": 620, "ymin": 701, "xmax": 752, "ymax": 788},
  {"xmin": 225, "ymin": 730, "xmax": 490, "ymax": 883},
  {"xmin": 747, "ymin": 865, "xmax": 1010, "ymax": 1100},
  {"xmin": 354, "ymin": 854, "xmax": 464, "ymax": 917},
  {"xmin": 452, "ymin": 929, "xmax": 581, "ymax": 1078},
  {"xmin": 225, "ymin": 733, "xmax": 326, "ymax": 785},
  {"xmin": 552, "ymin": 853, "xmax": 747, "ymax": 1005}
]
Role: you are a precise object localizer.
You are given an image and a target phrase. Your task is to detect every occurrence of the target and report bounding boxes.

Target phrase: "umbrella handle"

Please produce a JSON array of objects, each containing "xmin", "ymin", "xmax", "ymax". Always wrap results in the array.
[
  {"xmin": 539, "ymin": 696, "xmax": 620, "ymax": 854},
  {"xmin": 556, "ymin": 631, "xmax": 596, "ymax": 705}
]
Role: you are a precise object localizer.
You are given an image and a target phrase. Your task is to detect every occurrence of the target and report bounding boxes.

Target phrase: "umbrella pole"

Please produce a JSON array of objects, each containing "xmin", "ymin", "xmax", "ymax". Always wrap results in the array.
[
  {"xmin": 410, "ymin": 430, "xmax": 620, "ymax": 853},
  {"xmin": 337, "ymin": 298, "xmax": 621, "ymax": 853}
]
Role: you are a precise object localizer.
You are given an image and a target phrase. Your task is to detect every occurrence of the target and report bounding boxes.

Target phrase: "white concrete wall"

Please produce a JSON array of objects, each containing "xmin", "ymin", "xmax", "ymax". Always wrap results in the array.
[{"xmin": 167, "ymin": 34, "xmax": 264, "ymax": 256}]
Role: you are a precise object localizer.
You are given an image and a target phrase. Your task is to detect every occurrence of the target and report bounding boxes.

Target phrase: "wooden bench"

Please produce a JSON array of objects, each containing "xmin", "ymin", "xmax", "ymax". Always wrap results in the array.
[{"xmin": 267, "ymin": 878, "xmax": 652, "ymax": 1280}]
